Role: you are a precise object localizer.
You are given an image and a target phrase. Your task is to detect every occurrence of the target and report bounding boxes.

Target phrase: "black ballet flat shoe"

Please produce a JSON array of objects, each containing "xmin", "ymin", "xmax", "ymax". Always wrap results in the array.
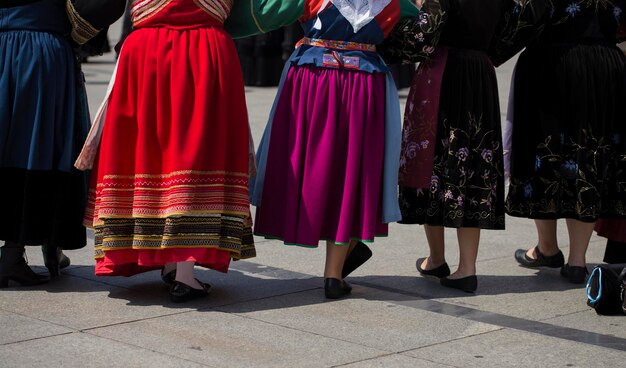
[
  {"xmin": 160, "ymin": 268, "xmax": 176, "ymax": 285},
  {"xmin": 324, "ymin": 278, "xmax": 352, "ymax": 299},
  {"xmin": 440, "ymin": 275, "xmax": 477, "ymax": 293},
  {"xmin": 342, "ymin": 242, "xmax": 373, "ymax": 278},
  {"xmin": 0, "ymin": 260, "xmax": 48, "ymax": 288},
  {"xmin": 560, "ymin": 264, "xmax": 589, "ymax": 284},
  {"xmin": 416, "ymin": 257, "xmax": 451, "ymax": 279},
  {"xmin": 42, "ymin": 248, "xmax": 71, "ymax": 278},
  {"xmin": 169, "ymin": 280, "xmax": 211, "ymax": 303},
  {"xmin": 514, "ymin": 246, "xmax": 564, "ymax": 268}
]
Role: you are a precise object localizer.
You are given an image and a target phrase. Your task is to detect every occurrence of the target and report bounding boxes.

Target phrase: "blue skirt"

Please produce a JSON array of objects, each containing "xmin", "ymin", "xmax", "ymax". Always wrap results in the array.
[{"xmin": 0, "ymin": 17, "xmax": 89, "ymax": 248}]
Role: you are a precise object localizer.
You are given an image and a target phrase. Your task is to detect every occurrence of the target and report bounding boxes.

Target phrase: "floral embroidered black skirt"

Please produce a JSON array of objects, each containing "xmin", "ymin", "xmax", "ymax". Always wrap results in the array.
[
  {"xmin": 399, "ymin": 48, "xmax": 505, "ymax": 230},
  {"xmin": 505, "ymin": 42, "xmax": 626, "ymax": 222}
]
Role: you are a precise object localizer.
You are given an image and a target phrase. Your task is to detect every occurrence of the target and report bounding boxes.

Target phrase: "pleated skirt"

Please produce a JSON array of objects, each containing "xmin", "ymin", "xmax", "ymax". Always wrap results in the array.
[
  {"xmin": 87, "ymin": 25, "xmax": 255, "ymax": 276},
  {"xmin": 506, "ymin": 42, "xmax": 626, "ymax": 222},
  {"xmin": 254, "ymin": 65, "xmax": 388, "ymax": 246}
]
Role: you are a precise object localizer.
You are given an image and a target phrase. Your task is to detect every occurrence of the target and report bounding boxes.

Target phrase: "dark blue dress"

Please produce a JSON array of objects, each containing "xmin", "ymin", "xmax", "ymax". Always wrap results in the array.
[{"xmin": 0, "ymin": 0, "xmax": 89, "ymax": 248}]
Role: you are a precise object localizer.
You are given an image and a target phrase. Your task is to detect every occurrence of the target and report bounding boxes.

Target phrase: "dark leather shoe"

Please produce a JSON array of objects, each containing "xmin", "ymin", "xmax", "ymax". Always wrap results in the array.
[
  {"xmin": 169, "ymin": 280, "xmax": 211, "ymax": 303},
  {"xmin": 324, "ymin": 278, "xmax": 352, "ymax": 299},
  {"xmin": 42, "ymin": 248, "xmax": 71, "ymax": 278},
  {"xmin": 0, "ymin": 260, "xmax": 48, "ymax": 288},
  {"xmin": 416, "ymin": 257, "xmax": 451, "ymax": 279},
  {"xmin": 161, "ymin": 268, "xmax": 176, "ymax": 285},
  {"xmin": 560, "ymin": 264, "xmax": 588, "ymax": 284},
  {"xmin": 342, "ymin": 242, "xmax": 372, "ymax": 278},
  {"xmin": 514, "ymin": 246, "xmax": 564, "ymax": 268},
  {"xmin": 440, "ymin": 275, "xmax": 477, "ymax": 293}
]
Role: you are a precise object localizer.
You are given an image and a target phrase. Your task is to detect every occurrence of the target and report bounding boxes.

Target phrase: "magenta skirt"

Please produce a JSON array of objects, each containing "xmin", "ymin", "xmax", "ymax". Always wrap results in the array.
[{"xmin": 254, "ymin": 65, "xmax": 388, "ymax": 246}]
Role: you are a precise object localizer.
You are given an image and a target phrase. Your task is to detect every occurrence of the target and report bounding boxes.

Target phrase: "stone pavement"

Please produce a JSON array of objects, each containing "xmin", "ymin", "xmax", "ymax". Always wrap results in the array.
[{"xmin": 1, "ymin": 24, "xmax": 625, "ymax": 368}]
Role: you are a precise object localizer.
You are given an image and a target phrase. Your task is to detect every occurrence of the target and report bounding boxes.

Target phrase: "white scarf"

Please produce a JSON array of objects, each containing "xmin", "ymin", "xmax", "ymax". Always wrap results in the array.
[{"xmin": 314, "ymin": 0, "xmax": 392, "ymax": 33}]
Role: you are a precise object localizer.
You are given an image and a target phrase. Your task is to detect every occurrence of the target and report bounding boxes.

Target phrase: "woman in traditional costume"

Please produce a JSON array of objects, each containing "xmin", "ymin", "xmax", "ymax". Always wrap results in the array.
[
  {"xmin": 509, "ymin": 0, "xmax": 626, "ymax": 284},
  {"xmin": 0, "ymin": 0, "xmax": 117, "ymax": 286},
  {"xmin": 379, "ymin": 0, "xmax": 548, "ymax": 292},
  {"xmin": 226, "ymin": 0, "xmax": 420, "ymax": 299},
  {"xmin": 76, "ymin": 0, "xmax": 256, "ymax": 302}
]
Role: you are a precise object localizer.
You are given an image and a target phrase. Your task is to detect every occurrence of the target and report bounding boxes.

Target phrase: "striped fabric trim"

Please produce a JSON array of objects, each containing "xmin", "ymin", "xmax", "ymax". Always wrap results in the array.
[
  {"xmin": 85, "ymin": 171, "xmax": 251, "ymax": 225},
  {"xmin": 193, "ymin": 0, "xmax": 233, "ymax": 23},
  {"xmin": 65, "ymin": 0, "xmax": 101, "ymax": 44},
  {"xmin": 131, "ymin": 0, "xmax": 172, "ymax": 26},
  {"xmin": 94, "ymin": 215, "xmax": 256, "ymax": 259}
]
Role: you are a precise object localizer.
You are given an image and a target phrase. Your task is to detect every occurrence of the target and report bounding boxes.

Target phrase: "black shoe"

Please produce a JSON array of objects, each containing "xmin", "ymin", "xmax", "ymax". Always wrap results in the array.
[
  {"xmin": 42, "ymin": 247, "xmax": 71, "ymax": 278},
  {"xmin": 514, "ymin": 246, "xmax": 564, "ymax": 268},
  {"xmin": 161, "ymin": 268, "xmax": 176, "ymax": 285},
  {"xmin": 0, "ymin": 259, "xmax": 48, "ymax": 288},
  {"xmin": 560, "ymin": 264, "xmax": 588, "ymax": 284},
  {"xmin": 342, "ymin": 242, "xmax": 372, "ymax": 278},
  {"xmin": 324, "ymin": 278, "xmax": 352, "ymax": 299},
  {"xmin": 440, "ymin": 275, "xmax": 477, "ymax": 293},
  {"xmin": 169, "ymin": 280, "xmax": 211, "ymax": 303},
  {"xmin": 416, "ymin": 257, "xmax": 451, "ymax": 279}
]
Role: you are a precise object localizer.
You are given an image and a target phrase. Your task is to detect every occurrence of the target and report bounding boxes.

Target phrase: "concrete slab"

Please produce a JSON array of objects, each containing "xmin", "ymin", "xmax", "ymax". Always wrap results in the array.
[
  {"xmin": 88, "ymin": 310, "xmax": 387, "ymax": 368},
  {"xmin": 405, "ymin": 329, "xmax": 626, "ymax": 368},
  {"xmin": 360, "ymin": 256, "xmax": 601, "ymax": 322},
  {"xmin": 0, "ymin": 310, "xmax": 73, "ymax": 345},
  {"xmin": 544, "ymin": 310, "xmax": 626, "ymax": 340},
  {"xmin": 341, "ymin": 354, "xmax": 455, "ymax": 368},
  {"xmin": 0, "ymin": 273, "xmax": 194, "ymax": 330},
  {"xmin": 61, "ymin": 262, "xmax": 320, "ymax": 310},
  {"xmin": 0, "ymin": 332, "xmax": 206, "ymax": 368},
  {"xmin": 216, "ymin": 287, "xmax": 499, "ymax": 352}
]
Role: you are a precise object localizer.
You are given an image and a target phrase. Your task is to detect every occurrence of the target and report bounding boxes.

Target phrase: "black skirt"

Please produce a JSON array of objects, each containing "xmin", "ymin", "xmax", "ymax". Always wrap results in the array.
[
  {"xmin": 506, "ymin": 42, "xmax": 626, "ymax": 222},
  {"xmin": 400, "ymin": 48, "xmax": 505, "ymax": 229}
]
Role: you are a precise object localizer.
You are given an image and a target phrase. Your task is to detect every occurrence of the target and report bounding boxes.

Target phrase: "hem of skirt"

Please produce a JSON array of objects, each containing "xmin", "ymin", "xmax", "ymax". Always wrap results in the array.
[
  {"xmin": 254, "ymin": 233, "xmax": 388, "ymax": 247},
  {"xmin": 504, "ymin": 211, "xmax": 603, "ymax": 223},
  {"xmin": 397, "ymin": 219, "xmax": 505, "ymax": 230}
]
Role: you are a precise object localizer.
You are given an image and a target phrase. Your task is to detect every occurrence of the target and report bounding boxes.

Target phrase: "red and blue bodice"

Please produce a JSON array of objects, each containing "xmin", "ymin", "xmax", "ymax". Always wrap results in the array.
[{"xmin": 292, "ymin": 0, "xmax": 400, "ymax": 73}]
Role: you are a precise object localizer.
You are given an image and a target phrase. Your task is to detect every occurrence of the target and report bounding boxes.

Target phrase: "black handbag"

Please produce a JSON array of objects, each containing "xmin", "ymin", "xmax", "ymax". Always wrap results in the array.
[{"xmin": 586, "ymin": 265, "xmax": 625, "ymax": 316}]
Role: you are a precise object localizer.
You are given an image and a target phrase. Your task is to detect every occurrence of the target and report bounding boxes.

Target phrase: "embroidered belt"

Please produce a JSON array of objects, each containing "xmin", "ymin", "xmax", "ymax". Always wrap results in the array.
[{"xmin": 296, "ymin": 37, "xmax": 376, "ymax": 52}]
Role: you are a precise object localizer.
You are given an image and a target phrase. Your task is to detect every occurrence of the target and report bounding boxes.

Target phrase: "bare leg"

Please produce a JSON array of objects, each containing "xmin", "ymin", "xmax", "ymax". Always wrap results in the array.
[
  {"xmin": 163, "ymin": 262, "xmax": 176, "ymax": 274},
  {"xmin": 324, "ymin": 240, "xmax": 352, "ymax": 279},
  {"xmin": 526, "ymin": 219, "xmax": 560, "ymax": 259},
  {"xmin": 450, "ymin": 227, "xmax": 480, "ymax": 279},
  {"xmin": 421, "ymin": 225, "xmax": 446, "ymax": 270},
  {"xmin": 174, "ymin": 261, "xmax": 202, "ymax": 289},
  {"xmin": 565, "ymin": 219, "xmax": 596, "ymax": 267}
]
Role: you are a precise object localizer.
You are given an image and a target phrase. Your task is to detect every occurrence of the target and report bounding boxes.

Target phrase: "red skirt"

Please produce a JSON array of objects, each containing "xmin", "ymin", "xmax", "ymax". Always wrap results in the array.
[
  {"xmin": 86, "ymin": 24, "xmax": 255, "ymax": 276},
  {"xmin": 595, "ymin": 219, "xmax": 626, "ymax": 243}
]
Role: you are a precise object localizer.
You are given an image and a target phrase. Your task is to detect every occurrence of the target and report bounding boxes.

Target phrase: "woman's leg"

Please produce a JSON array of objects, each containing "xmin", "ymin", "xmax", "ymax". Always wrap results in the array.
[
  {"xmin": 565, "ymin": 219, "xmax": 596, "ymax": 267},
  {"xmin": 527, "ymin": 219, "xmax": 560, "ymax": 258},
  {"xmin": 324, "ymin": 240, "xmax": 352, "ymax": 279},
  {"xmin": 452, "ymin": 227, "xmax": 480, "ymax": 278},
  {"xmin": 174, "ymin": 261, "xmax": 203, "ymax": 289},
  {"xmin": 421, "ymin": 225, "xmax": 446, "ymax": 270}
]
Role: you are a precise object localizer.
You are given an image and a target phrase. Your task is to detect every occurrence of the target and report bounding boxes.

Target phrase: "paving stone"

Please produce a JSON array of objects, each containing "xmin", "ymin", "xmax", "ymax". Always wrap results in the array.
[
  {"xmin": 0, "ymin": 332, "xmax": 206, "ymax": 368},
  {"xmin": 405, "ymin": 329, "xmax": 626, "ymax": 368},
  {"xmin": 341, "ymin": 354, "xmax": 455, "ymax": 368},
  {"xmin": 544, "ymin": 310, "xmax": 626, "ymax": 340},
  {"xmin": 88, "ymin": 310, "xmax": 387, "ymax": 368},
  {"xmin": 0, "ymin": 310, "xmax": 73, "ymax": 345},
  {"xmin": 0, "ymin": 273, "xmax": 194, "ymax": 330},
  {"xmin": 216, "ymin": 287, "xmax": 499, "ymax": 352}
]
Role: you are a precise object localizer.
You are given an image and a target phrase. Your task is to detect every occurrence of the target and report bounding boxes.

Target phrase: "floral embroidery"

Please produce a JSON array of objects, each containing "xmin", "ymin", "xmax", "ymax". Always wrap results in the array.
[
  {"xmin": 506, "ymin": 129, "xmax": 626, "ymax": 221},
  {"xmin": 565, "ymin": 2, "xmax": 581, "ymax": 16},
  {"xmin": 400, "ymin": 113, "xmax": 505, "ymax": 229}
]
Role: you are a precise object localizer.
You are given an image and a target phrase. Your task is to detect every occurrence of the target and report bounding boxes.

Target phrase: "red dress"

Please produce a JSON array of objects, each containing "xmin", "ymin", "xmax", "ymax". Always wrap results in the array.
[{"xmin": 85, "ymin": 0, "xmax": 255, "ymax": 276}]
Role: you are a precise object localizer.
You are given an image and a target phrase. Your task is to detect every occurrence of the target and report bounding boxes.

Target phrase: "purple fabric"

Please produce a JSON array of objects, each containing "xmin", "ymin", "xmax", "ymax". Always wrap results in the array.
[
  {"xmin": 254, "ymin": 65, "xmax": 388, "ymax": 246},
  {"xmin": 398, "ymin": 47, "xmax": 448, "ymax": 189}
]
